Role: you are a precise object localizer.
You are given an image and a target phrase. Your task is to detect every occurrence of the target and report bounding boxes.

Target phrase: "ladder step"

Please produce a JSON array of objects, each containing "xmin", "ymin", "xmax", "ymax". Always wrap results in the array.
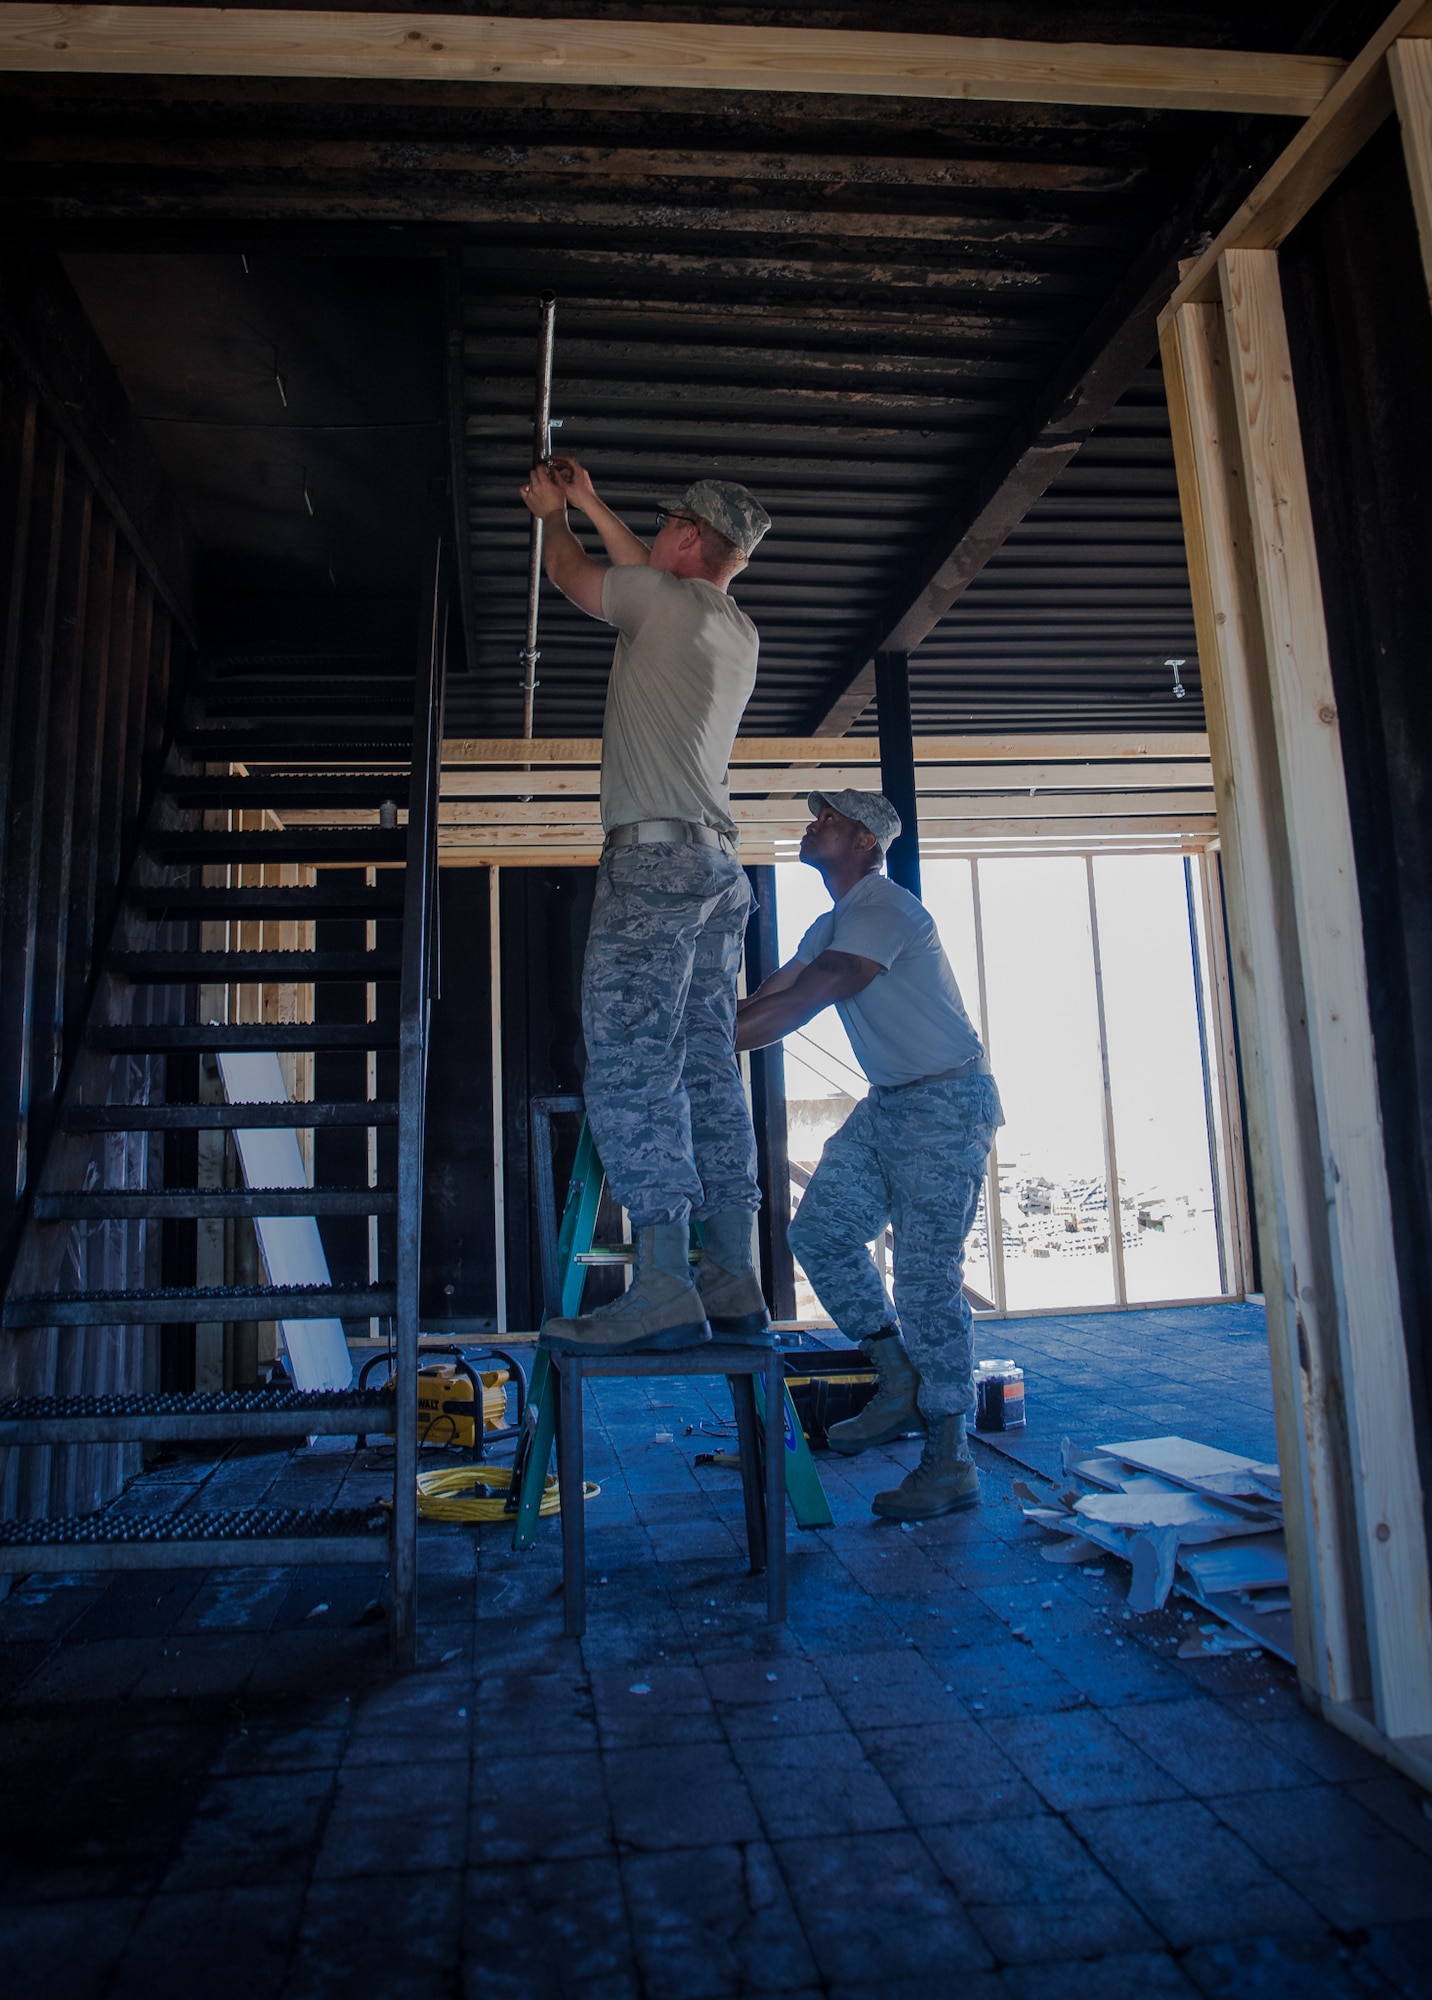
[
  {"xmin": 4, "ymin": 1282, "xmax": 397, "ymax": 1326},
  {"xmin": 0, "ymin": 1386, "xmax": 396, "ymax": 1443},
  {"xmin": 87, "ymin": 1023, "xmax": 400, "ymax": 1053},
  {"xmin": 129, "ymin": 886, "xmax": 406, "ymax": 919},
  {"xmin": 148, "ymin": 831, "xmax": 408, "ymax": 864},
  {"xmin": 112, "ymin": 951, "xmax": 402, "ymax": 982},
  {"xmin": 34, "ymin": 1189, "xmax": 398, "ymax": 1220},
  {"xmin": 161, "ymin": 776, "xmax": 411, "ymax": 810},
  {"xmin": 0, "ymin": 1503, "xmax": 391, "ymax": 1572},
  {"xmin": 62, "ymin": 1102, "xmax": 398, "ymax": 1131}
]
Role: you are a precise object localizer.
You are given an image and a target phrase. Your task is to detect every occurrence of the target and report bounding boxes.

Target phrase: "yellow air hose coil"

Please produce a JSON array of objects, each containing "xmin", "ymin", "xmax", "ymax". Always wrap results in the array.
[{"xmin": 415, "ymin": 1463, "xmax": 600, "ymax": 1523}]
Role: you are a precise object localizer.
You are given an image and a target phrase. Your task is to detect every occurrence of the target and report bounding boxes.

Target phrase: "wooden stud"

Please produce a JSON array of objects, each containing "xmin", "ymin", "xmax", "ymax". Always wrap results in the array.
[
  {"xmin": 1161, "ymin": 298, "xmax": 1365, "ymax": 1708},
  {"xmin": 1220, "ymin": 245, "xmax": 1432, "ymax": 1739},
  {"xmin": 0, "ymin": 8, "xmax": 1344, "ymax": 115},
  {"xmin": 1389, "ymin": 39, "xmax": 1432, "ymax": 309}
]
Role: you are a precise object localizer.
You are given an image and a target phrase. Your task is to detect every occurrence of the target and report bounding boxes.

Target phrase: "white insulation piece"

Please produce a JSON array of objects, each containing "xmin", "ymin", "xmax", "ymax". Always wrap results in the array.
[{"xmin": 217, "ymin": 1049, "xmax": 353, "ymax": 1392}]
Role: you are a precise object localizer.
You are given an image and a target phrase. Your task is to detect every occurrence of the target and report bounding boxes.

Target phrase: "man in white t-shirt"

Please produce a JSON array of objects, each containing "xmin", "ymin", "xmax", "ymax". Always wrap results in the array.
[
  {"xmin": 518, "ymin": 457, "xmax": 773, "ymax": 1355},
  {"xmin": 736, "ymin": 791, "xmax": 1003, "ymax": 1519}
]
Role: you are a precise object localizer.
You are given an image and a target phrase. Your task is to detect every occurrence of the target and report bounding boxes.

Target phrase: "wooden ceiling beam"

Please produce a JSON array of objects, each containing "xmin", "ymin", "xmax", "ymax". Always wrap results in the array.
[{"xmin": 0, "ymin": 10, "xmax": 1343, "ymax": 115}]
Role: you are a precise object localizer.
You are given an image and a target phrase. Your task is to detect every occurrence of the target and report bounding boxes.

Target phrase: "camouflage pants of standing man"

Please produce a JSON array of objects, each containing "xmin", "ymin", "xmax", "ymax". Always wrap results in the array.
[
  {"xmin": 788, "ymin": 1072, "xmax": 1002, "ymax": 1418},
  {"xmin": 581, "ymin": 840, "xmax": 760, "ymax": 1230}
]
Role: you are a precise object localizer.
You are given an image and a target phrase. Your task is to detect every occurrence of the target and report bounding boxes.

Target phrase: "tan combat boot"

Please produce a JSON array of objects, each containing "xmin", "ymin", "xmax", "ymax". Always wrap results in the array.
[
  {"xmin": 540, "ymin": 1224, "xmax": 710, "ymax": 1356},
  {"xmin": 695, "ymin": 1207, "xmax": 771, "ymax": 1344},
  {"xmin": 871, "ymin": 1414, "xmax": 980, "ymax": 1520},
  {"xmin": 825, "ymin": 1328, "xmax": 924, "ymax": 1455}
]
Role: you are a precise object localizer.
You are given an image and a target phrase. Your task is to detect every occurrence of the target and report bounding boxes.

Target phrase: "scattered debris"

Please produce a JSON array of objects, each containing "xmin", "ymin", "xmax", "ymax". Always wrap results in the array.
[{"xmin": 1019, "ymin": 1435, "xmax": 1293, "ymax": 1661}]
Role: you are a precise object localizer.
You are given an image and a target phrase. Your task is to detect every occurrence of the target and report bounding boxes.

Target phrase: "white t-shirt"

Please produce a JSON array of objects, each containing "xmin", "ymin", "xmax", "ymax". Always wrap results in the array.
[
  {"xmin": 598, "ymin": 565, "xmax": 758, "ymax": 837},
  {"xmin": 797, "ymin": 871, "xmax": 983, "ymax": 1088}
]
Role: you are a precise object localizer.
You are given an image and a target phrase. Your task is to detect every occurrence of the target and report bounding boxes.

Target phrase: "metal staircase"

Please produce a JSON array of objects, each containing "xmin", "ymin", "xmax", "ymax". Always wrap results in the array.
[{"xmin": 0, "ymin": 554, "xmax": 447, "ymax": 1665}]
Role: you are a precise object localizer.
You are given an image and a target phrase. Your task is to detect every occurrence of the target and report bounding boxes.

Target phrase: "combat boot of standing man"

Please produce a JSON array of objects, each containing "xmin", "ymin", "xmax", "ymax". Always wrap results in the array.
[
  {"xmin": 519, "ymin": 455, "xmax": 773, "ymax": 1355},
  {"xmin": 735, "ymin": 792, "xmax": 1003, "ymax": 1519}
]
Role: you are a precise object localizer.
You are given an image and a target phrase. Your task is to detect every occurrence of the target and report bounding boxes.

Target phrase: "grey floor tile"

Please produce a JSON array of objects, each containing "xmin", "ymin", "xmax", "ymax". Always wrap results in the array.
[
  {"xmin": 1181, "ymin": 1930, "xmax": 1397, "ymax": 1998},
  {"xmin": 858, "ymin": 1719, "xmax": 1048, "ymax": 1824},
  {"xmin": 1000, "ymin": 1949, "xmax": 1202, "ymax": 1998},
  {"xmin": 1364, "ymin": 1918, "xmax": 1432, "ymax": 1999},
  {"xmin": 986, "ymin": 1706, "xmax": 1188, "ymax": 1811},
  {"xmin": 110, "ymin": 1882, "xmax": 305, "ymax": 1997},
  {"xmin": 815, "ymin": 1644, "xmax": 972, "ymax": 1728},
  {"xmin": 287, "ymin": 1869, "xmax": 462, "ymax": 1999},
  {"xmin": 622, "ymin": 1841, "xmax": 820, "ymax": 1998},
  {"xmin": 927, "ymin": 1639, "xmax": 1086, "ymax": 1719},
  {"xmin": 775, "ymin": 1829, "xmax": 993, "ymax": 1983},
  {"xmin": 1212, "ymin": 1786, "xmax": 1432, "ymax": 1929},
  {"xmin": 1341, "ymin": 1779, "xmax": 1432, "ymax": 1862},
  {"xmin": 604, "ymin": 1741, "xmax": 762, "ymax": 1850},
  {"xmin": 923, "ymin": 1813, "xmax": 1158, "ymax": 1962},
  {"xmin": 316, "ymin": 1757, "xmax": 468, "ymax": 1878},
  {"xmin": 164, "ymin": 1770, "xmax": 335, "ymax": 1891},
  {"xmin": 0, "ymin": 1894, "xmax": 142, "ymax": 1999},
  {"xmin": 1073, "ymin": 1798, "xmax": 1323, "ymax": 1948},
  {"xmin": 470, "ymin": 1750, "xmax": 613, "ymax": 1865},
  {"xmin": 588, "ymin": 1661, "xmax": 723, "ymax": 1749},
  {"xmin": 733, "ymin": 1728, "xmax": 907, "ymax": 1840},
  {"xmin": 461, "ymin": 1856, "xmax": 636, "ymax": 2000},
  {"xmin": 1108, "ymin": 1696, "xmax": 1317, "ymax": 1797}
]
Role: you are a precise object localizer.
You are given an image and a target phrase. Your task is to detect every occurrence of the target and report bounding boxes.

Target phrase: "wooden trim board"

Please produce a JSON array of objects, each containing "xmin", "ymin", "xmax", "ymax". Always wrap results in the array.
[
  {"xmin": 1161, "ymin": 298, "xmax": 1365, "ymax": 1710},
  {"xmin": 0, "ymin": 8, "xmax": 1343, "ymax": 114},
  {"xmin": 1220, "ymin": 245, "xmax": 1432, "ymax": 1739},
  {"xmin": 441, "ymin": 734, "xmax": 1210, "ymax": 768}
]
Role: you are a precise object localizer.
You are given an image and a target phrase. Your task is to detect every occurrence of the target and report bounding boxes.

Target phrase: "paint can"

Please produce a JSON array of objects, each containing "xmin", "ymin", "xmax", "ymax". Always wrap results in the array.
[{"xmin": 974, "ymin": 1359, "xmax": 1026, "ymax": 1432}]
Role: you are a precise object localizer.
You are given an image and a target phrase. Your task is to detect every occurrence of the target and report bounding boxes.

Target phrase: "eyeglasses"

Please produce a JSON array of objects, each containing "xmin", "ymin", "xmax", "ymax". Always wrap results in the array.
[{"xmin": 654, "ymin": 509, "xmax": 699, "ymax": 532}]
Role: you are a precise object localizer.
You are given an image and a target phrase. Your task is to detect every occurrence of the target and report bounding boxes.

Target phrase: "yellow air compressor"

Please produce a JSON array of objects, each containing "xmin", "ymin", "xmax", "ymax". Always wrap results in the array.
[{"xmin": 416, "ymin": 1361, "xmax": 510, "ymax": 1448}]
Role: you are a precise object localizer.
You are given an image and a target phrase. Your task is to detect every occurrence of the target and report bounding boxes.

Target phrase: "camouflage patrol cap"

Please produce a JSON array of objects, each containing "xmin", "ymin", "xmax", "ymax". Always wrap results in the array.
[
  {"xmin": 661, "ymin": 478, "xmax": 771, "ymax": 556},
  {"xmin": 807, "ymin": 788, "xmax": 903, "ymax": 853}
]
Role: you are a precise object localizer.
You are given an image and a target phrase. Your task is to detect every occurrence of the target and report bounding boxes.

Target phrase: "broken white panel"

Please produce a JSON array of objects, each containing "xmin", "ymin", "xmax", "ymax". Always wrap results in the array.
[
  {"xmin": 217, "ymin": 1049, "xmax": 353, "ymax": 1392},
  {"xmin": 1099, "ymin": 1435, "xmax": 1281, "ymax": 1500},
  {"xmin": 1177, "ymin": 1534, "xmax": 1290, "ymax": 1598},
  {"xmin": 1074, "ymin": 1491, "xmax": 1278, "ymax": 1537}
]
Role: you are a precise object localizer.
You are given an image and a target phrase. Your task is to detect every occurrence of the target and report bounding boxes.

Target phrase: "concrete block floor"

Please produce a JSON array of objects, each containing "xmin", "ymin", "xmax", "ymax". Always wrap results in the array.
[{"xmin": 2, "ymin": 1302, "xmax": 1430, "ymax": 1999}]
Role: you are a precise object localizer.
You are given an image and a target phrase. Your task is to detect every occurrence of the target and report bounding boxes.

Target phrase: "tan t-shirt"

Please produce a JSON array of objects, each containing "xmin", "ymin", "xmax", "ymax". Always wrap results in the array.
[{"xmin": 598, "ymin": 565, "xmax": 759, "ymax": 837}]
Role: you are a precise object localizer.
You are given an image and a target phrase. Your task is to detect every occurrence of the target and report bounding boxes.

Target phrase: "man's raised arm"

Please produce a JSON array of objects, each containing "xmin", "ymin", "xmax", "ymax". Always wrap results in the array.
[{"xmin": 552, "ymin": 458, "xmax": 652, "ymax": 568}]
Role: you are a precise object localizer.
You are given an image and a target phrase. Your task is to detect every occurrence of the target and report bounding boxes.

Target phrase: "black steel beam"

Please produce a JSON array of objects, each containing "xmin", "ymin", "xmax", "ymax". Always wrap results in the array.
[{"xmin": 875, "ymin": 651, "xmax": 921, "ymax": 902}]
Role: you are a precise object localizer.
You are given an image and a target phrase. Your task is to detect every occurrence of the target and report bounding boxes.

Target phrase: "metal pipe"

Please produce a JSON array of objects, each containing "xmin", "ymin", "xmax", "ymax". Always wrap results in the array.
[{"xmin": 520, "ymin": 293, "xmax": 558, "ymax": 740}]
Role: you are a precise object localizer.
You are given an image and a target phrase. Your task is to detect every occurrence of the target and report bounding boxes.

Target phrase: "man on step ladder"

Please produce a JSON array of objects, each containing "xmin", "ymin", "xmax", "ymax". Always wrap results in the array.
[
  {"xmin": 519, "ymin": 456, "xmax": 773, "ymax": 1355},
  {"xmin": 736, "ymin": 791, "xmax": 1004, "ymax": 1522}
]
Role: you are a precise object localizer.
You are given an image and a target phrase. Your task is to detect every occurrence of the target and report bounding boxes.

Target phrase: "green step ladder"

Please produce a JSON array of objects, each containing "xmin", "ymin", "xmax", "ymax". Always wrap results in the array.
[{"xmin": 509, "ymin": 1095, "xmax": 832, "ymax": 1547}]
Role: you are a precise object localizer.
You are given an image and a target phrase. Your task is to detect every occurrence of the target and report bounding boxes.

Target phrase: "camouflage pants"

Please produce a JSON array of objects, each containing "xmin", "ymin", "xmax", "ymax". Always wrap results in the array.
[
  {"xmin": 581, "ymin": 841, "xmax": 759, "ymax": 1229},
  {"xmin": 788, "ymin": 1072, "xmax": 1001, "ymax": 1417}
]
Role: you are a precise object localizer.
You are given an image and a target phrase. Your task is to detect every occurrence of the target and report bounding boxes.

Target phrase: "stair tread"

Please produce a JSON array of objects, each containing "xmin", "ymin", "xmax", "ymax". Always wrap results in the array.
[
  {"xmin": 88, "ymin": 1024, "xmax": 400, "ymax": 1051},
  {"xmin": 147, "ymin": 830, "xmax": 408, "ymax": 859},
  {"xmin": 112, "ymin": 950, "xmax": 402, "ymax": 978},
  {"xmin": 0, "ymin": 1503, "xmax": 389, "ymax": 1546},
  {"xmin": 0, "ymin": 1388, "xmax": 392, "ymax": 1419},
  {"xmin": 35, "ymin": 1188, "xmax": 398, "ymax": 1218},
  {"xmin": 62, "ymin": 1102, "xmax": 398, "ymax": 1129},
  {"xmin": 4, "ymin": 1282, "xmax": 397, "ymax": 1326},
  {"xmin": 130, "ymin": 887, "xmax": 405, "ymax": 914}
]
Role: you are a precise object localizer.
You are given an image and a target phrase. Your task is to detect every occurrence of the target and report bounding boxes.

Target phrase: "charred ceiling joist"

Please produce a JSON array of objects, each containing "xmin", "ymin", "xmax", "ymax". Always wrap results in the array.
[{"xmin": 0, "ymin": 3, "xmax": 1389, "ymax": 739}]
